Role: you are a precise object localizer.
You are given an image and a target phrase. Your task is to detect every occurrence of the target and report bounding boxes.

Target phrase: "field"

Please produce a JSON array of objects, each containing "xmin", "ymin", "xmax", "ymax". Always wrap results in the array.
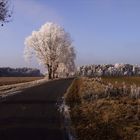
[
  {"xmin": 65, "ymin": 77, "xmax": 140, "ymax": 140},
  {"xmin": 0, "ymin": 77, "xmax": 43, "ymax": 86},
  {"xmin": 102, "ymin": 76, "xmax": 140, "ymax": 86}
]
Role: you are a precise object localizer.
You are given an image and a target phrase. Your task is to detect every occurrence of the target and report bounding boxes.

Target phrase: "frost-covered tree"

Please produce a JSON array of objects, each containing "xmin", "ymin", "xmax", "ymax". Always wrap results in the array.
[
  {"xmin": 24, "ymin": 22, "xmax": 76, "ymax": 79},
  {"xmin": 0, "ymin": 0, "xmax": 12, "ymax": 26}
]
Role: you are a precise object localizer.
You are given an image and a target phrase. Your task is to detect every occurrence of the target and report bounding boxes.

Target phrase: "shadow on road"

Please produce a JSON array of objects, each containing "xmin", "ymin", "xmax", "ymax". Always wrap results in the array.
[{"xmin": 0, "ymin": 78, "xmax": 73, "ymax": 140}]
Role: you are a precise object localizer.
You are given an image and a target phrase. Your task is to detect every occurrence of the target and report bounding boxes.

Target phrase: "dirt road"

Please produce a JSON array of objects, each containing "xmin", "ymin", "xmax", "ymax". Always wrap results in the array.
[{"xmin": 0, "ymin": 78, "xmax": 73, "ymax": 140}]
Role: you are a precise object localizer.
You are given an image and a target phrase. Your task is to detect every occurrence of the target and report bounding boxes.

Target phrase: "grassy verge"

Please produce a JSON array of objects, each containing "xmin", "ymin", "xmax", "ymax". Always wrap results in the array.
[{"xmin": 65, "ymin": 77, "xmax": 140, "ymax": 140}]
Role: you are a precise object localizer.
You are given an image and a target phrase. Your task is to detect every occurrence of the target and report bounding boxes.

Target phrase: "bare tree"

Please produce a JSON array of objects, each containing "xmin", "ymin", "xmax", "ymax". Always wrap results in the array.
[
  {"xmin": 24, "ymin": 22, "xmax": 76, "ymax": 79},
  {"xmin": 0, "ymin": 0, "xmax": 12, "ymax": 26}
]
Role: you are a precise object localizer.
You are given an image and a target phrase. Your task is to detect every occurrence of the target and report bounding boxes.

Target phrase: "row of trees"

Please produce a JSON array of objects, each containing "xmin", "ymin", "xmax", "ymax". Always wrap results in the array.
[
  {"xmin": 24, "ymin": 23, "xmax": 76, "ymax": 79},
  {"xmin": 0, "ymin": 67, "xmax": 42, "ymax": 77}
]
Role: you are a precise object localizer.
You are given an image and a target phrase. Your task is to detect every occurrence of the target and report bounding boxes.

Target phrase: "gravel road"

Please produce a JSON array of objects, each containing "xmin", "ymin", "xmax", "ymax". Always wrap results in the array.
[{"xmin": 0, "ymin": 78, "xmax": 73, "ymax": 140}]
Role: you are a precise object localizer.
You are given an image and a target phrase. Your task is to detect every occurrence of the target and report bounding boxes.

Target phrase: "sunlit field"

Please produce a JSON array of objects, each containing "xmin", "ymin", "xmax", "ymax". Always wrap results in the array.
[
  {"xmin": 65, "ymin": 77, "xmax": 140, "ymax": 140},
  {"xmin": 0, "ymin": 77, "xmax": 43, "ymax": 86}
]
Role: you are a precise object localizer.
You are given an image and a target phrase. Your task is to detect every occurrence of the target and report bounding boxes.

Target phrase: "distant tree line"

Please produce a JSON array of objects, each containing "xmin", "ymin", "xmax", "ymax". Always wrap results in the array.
[
  {"xmin": 0, "ymin": 67, "xmax": 43, "ymax": 77},
  {"xmin": 77, "ymin": 63, "xmax": 140, "ymax": 77}
]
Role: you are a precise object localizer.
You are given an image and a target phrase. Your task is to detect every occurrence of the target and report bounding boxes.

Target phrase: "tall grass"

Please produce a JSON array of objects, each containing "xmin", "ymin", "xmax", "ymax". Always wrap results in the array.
[{"xmin": 65, "ymin": 77, "xmax": 140, "ymax": 140}]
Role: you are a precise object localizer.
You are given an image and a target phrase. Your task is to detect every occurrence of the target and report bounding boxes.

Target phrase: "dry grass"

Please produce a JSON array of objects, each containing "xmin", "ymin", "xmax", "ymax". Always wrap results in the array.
[
  {"xmin": 102, "ymin": 76, "xmax": 140, "ymax": 86},
  {"xmin": 65, "ymin": 77, "xmax": 140, "ymax": 140},
  {"xmin": 0, "ymin": 77, "xmax": 43, "ymax": 86}
]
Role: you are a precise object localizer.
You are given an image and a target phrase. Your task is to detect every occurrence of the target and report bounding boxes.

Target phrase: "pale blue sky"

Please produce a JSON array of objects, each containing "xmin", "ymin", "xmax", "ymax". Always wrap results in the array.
[{"xmin": 0, "ymin": 0, "xmax": 140, "ymax": 72}]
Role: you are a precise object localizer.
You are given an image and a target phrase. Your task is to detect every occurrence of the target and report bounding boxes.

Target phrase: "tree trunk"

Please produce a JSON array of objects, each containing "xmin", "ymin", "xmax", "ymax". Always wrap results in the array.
[
  {"xmin": 52, "ymin": 64, "xmax": 58, "ymax": 79},
  {"xmin": 48, "ymin": 65, "xmax": 52, "ymax": 79},
  {"xmin": 48, "ymin": 71, "xmax": 52, "ymax": 79},
  {"xmin": 52, "ymin": 70, "xmax": 56, "ymax": 79}
]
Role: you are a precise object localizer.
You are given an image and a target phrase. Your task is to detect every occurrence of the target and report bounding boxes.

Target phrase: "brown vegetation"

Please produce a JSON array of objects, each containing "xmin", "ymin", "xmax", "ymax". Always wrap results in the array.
[
  {"xmin": 102, "ymin": 76, "xmax": 140, "ymax": 86},
  {"xmin": 65, "ymin": 77, "xmax": 140, "ymax": 140},
  {"xmin": 0, "ymin": 77, "xmax": 43, "ymax": 86}
]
